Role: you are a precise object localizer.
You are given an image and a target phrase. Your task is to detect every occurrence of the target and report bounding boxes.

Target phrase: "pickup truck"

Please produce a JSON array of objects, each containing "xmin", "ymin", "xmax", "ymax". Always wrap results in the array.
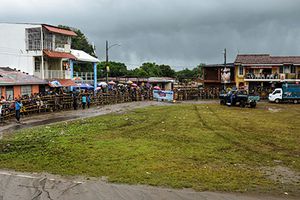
[
  {"xmin": 268, "ymin": 83, "xmax": 300, "ymax": 104},
  {"xmin": 219, "ymin": 90, "xmax": 260, "ymax": 108}
]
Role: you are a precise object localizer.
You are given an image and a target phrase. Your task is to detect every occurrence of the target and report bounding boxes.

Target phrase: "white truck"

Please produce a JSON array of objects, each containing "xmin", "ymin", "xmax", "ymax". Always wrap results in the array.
[{"xmin": 268, "ymin": 83, "xmax": 300, "ymax": 104}]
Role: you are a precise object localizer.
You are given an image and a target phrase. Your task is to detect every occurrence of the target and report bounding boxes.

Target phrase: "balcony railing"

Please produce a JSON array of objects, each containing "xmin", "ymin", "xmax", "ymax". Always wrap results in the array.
[
  {"xmin": 244, "ymin": 73, "xmax": 300, "ymax": 81},
  {"xmin": 245, "ymin": 73, "xmax": 279, "ymax": 80},
  {"xmin": 34, "ymin": 70, "xmax": 71, "ymax": 80}
]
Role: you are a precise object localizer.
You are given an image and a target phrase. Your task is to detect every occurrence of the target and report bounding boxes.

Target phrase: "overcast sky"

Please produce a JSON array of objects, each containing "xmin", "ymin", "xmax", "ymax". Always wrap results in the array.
[{"xmin": 1, "ymin": 0, "xmax": 300, "ymax": 70}]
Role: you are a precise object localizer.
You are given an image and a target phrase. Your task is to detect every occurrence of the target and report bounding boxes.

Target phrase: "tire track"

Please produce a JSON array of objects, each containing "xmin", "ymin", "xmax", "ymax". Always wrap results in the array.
[
  {"xmin": 206, "ymin": 106, "xmax": 299, "ymax": 155},
  {"xmin": 193, "ymin": 105, "xmax": 271, "ymax": 155}
]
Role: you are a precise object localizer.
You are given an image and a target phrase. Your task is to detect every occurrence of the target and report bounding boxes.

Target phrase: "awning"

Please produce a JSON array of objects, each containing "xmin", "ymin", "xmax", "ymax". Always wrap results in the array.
[
  {"xmin": 43, "ymin": 25, "xmax": 77, "ymax": 36},
  {"xmin": 43, "ymin": 50, "xmax": 76, "ymax": 59}
]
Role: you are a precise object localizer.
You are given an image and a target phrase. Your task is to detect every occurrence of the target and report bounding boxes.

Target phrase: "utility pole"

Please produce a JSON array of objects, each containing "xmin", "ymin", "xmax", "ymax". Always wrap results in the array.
[
  {"xmin": 105, "ymin": 40, "xmax": 121, "ymax": 84},
  {"xmin": 106, "ymin": 40, "xmax": 109, "ymax": 84},
  {"xmin": 223, "ymin": 48, "xmax": 227, "ymax": 91}
]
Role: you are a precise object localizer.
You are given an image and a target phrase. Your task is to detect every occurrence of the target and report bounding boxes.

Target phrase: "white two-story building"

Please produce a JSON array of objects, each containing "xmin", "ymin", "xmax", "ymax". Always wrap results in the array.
[{"xmin": 0, "ymin": 23, "xmax": 99, "ymax": 88}]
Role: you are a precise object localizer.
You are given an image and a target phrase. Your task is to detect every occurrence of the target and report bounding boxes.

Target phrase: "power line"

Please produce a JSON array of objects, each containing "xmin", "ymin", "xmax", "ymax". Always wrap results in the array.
[{"xmin": 0, "ymin": 51, "xmax": 33, "ymax": 57}]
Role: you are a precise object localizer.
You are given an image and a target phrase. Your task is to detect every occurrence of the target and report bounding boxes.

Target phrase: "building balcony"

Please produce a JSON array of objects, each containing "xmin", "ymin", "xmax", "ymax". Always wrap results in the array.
[
  {"xmin": 34, "ymin": 70, "xmax": 71, "ymax": 80},
  {"xmin": 244, "ymin": 73, "xmax": 300, "ymax": 82}
]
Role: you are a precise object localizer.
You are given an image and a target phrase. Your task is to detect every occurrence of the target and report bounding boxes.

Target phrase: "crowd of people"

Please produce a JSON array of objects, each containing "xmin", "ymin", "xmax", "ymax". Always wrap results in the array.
[
  {"xmin": 0, "ymin": 83, "xmax": 229, "ymax": 124},
  {"xmin": 0, "ymin": 84, "xmax": 154, "ymax": 123}
]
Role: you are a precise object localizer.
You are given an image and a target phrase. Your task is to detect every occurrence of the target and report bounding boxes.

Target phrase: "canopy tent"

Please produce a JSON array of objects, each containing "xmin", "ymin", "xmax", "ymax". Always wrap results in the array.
[
  {"xmin": 71, "ymin": 49, "xmax": 100, "ymax": 63},
  {"xmin": 70, "ymin": 49, "xmax": 99, "ymax": 91}
]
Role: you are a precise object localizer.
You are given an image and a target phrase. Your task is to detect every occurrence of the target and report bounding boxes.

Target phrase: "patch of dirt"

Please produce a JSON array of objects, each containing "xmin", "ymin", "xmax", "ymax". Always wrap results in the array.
[
  {"xmin": 267, "ymin": 107, "xmax": 282, "ymax": 113},
  {"xmin": 261, "ymin": 166, "xmax": 300, "ymax": 185}
]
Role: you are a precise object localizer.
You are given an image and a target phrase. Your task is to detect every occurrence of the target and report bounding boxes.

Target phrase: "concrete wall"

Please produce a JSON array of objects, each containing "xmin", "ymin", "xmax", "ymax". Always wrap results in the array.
[
  {"xmin": 0, "ymin": 85, "xmax": 40, "ymax": 99},
  {"xmin": 0, "ymin": 23, "xmax": 42, "ymax": 75},
  {"xmin": 13, "ymin": 86, "xmax": 21, "ymax": 99},
  {"xmin": 234, "ymin": 65, "xmax": 245, "ymax": 88},
  {"xmin": 32, "ymin": 85, "xmax": 40, "ymax": 94}
]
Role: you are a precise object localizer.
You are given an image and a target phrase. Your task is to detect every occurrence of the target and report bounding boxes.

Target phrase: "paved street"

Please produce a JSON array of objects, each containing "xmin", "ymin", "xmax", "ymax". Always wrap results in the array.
[{"xmin": 0, "ymin": 170, "xmax": 296, "ymax": 200}]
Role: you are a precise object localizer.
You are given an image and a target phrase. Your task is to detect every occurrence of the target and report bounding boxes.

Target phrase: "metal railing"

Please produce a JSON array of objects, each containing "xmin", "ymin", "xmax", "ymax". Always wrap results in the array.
[
  {"xmin": 34, "ymin": 70, "xmax": 71, "ymax": 80},
  {"xmin": 245, "ymin": 73, "xmax": 299, "ymax": 80}
]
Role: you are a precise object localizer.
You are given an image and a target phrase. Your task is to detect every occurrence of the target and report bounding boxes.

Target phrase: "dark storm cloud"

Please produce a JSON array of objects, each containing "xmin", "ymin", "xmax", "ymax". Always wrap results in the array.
[{"xmin": 1, "ymin": 0, "xmax": 300, "ymax": 70}]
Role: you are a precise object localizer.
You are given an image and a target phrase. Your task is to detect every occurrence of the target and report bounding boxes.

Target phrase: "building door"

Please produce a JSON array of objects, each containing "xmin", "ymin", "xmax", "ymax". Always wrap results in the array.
[{"xmin": 6, "ymin": 86, "xmax": 14, "ymax": 100}]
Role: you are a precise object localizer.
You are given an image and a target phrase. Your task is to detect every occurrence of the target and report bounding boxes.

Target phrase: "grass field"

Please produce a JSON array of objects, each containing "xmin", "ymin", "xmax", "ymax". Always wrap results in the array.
[{"xmin": 0, "ymin": 103, "xmax": 299, "ymax": 194}]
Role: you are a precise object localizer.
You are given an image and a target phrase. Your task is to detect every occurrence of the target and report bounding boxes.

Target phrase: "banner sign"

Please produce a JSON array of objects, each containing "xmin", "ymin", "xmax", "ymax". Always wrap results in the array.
[
  {"xmin": 221, "ymin": 67, "xmax": 231, "ymax": 83},
  {"xmin": 153, "ymin": 90, "xmax": 174, "ymax": 101}
]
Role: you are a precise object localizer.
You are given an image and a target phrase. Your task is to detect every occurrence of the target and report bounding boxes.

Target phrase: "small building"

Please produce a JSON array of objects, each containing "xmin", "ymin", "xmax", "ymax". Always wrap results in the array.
[
  {"xmin": 0, "ymin": 67, "xmax": 47, "ymax": 100},
  {"xmin": 202, "ymin": 63, "xmax": 235, "ymax": 89},
  {"xmin": 147, "ymin": 77, "xmax": 175, "ymax": 90},
  {"xmin": 234, "ymin": 54, "xmax": 300, "ymax": 97}
]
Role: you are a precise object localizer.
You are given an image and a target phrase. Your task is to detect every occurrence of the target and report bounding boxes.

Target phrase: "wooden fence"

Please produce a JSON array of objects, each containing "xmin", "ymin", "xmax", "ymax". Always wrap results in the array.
[{"xmin": 0, "ymin": 88, "xmax": 220, "ymax": 122}]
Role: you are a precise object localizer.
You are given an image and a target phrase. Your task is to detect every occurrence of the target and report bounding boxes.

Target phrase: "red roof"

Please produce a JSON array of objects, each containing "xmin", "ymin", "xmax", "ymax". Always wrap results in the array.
[
  {"xmin": 43, "ymin": 25, "xmax": 77, "ymax": 36},
  {"xmin": 43, "ymin": 50, "xmax": 76, "ymax": 59},
  {"xmin": 57, "ymin": 79, "xmax": 77, "ymax": 87},
  {"xmin": 235, "ymin": 54, "xmax": 300, "ymax": 65},
  {"xmin": 0, "ymin": 67, "xmax": 46, "ymax": 86}
]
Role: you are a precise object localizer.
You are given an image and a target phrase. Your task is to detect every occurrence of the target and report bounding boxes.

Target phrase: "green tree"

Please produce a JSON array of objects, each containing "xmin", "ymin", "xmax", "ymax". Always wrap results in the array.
[
  {"xmin": 159, "ymin": 64, "xmax": 176, "ymax": 77},
  {"xmin": 195, "ymin": 63, "xmax": 205, "ymax": 79},
  {"xmin": 176, "ymin": 68, "xmax": 195, "ymax": 82},
  {"xmin": 140, "ymin": 63, "xmax": 162, "ymax": 77},
  {"xmin": 97, "ymin": 61, "xmax": 128, "ymax": 77}
]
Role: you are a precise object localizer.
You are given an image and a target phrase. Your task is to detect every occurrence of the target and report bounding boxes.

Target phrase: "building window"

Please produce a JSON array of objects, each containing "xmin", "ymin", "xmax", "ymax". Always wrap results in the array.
[
  {"xmin": 43, "ymin": 32, "xmax": 53, "ymax": 50},
  {"xmin": 34, "ymin": 57, "xmax": 41, "ymax": 71},
  {"xmin": 6, "ymin": 87, "xmax": 14, "ymax": 100},
  {"xmin": 290, "ymin": 65, "xmax": 296, "ymax": 73},
  {"xmin": 21, "ymin": 86, "xmax": 32, "ymax": 97},
  {"xmin": 238, "ymin": 66, "xmax": 244, "ymax": 76},
  {"xmin": 279, "ymin": 66, "xmax": 284, "ymax": 73},
  {"xmin": 26, "ymin": 28, "xmax": 41, "ymax": 51},
  {"xmin": 284, "ymin": 66, "xmax": 290, "ymax": 73},
  {"xmin": 55, "ymin": 34, "xmax": 69, "ymax": 50}
]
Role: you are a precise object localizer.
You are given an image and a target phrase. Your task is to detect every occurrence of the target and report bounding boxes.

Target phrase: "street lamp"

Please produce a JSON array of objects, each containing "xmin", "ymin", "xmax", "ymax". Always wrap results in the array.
[{"xmin": 105, "ymin": 40, "xmax": 121, "ymax": 83}]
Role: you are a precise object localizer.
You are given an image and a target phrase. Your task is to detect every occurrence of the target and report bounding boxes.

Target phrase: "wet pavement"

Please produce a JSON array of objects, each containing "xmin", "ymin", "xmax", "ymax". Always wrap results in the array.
[{"xmin": 0, "ymin": 170, "xmax": 296, "ymax": 200}]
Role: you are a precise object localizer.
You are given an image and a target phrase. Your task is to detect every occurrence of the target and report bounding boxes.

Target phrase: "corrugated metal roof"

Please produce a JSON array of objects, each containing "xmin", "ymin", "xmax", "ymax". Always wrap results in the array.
[
  {"xmin": 235, "ymin": 54, "xmax": 300, "ymax": 65},
  {"xmin": 57, "ymin": 79, "xmax": 77, "ymax": 87},
  {"xmin": 43, "ymin": 25, "xmax": 77, "ymax": 36},
  {"xmin": 48, "ymin": 79, "xmax": 77, "ymax": 87},
  {"xmin": 0, "ymin": 67, "xmax": 47, "ymax": 86},
  {"xmin": 43, "ymin": 50, "xmax": 76, "ymax": 59}
]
